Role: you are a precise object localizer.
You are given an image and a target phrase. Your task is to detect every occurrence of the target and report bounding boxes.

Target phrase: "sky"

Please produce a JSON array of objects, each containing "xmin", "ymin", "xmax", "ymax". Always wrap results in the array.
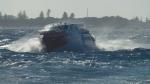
[{"xmin": 0, "ymin": 0, "xmax": 149, "ymax": 19}]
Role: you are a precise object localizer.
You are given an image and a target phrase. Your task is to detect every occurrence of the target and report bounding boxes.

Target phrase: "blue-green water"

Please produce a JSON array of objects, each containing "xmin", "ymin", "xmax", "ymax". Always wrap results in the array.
[{"xmin": 0, "ymin": 27, "xmax": 150, "ymax": 84}]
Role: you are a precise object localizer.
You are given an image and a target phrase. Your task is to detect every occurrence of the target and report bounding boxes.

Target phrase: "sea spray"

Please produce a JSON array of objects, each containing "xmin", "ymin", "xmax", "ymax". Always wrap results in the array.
[
  {"xmin": 91, "ymin": 26, "xmax": 150, "ymax": 51},
  {"xmin": 0, "ymin": 25, "xmax": 54, "ymax": 52},
  {"xmin": 96, "ymin": 38, "xmax": 150, "ymax": 51},
  {"xmin": 6, "ymin": 37, "xmax": 44, "ymax": 52},
  {"xmin": 0, "ymin": 25, "xmax": 55, "ymax": 53}
]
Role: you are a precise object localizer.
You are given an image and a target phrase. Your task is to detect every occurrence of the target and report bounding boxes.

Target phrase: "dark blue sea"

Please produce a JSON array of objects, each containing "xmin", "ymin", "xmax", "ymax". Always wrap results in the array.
[{"xmin": 0, "ymin": 27, "xmax": 150, "ymax": 84}]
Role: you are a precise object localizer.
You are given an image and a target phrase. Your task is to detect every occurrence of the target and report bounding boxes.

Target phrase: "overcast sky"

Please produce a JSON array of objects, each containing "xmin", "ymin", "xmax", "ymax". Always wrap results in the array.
[{"xmin": 0, "ymin": 0, "xmax": 149, "ymax": 19}]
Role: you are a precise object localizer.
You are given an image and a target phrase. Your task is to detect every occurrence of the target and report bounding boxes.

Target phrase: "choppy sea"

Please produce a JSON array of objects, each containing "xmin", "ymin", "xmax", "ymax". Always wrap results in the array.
[{"xmin": 0, "ymin": 26, "xmax": 150, "ymax": 84}]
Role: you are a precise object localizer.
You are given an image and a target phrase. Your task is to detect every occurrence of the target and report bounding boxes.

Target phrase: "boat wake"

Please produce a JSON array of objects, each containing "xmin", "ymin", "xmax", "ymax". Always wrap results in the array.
[
  {"xmin": 96, "ymin": 39, "xmax": 150, "ymax": 51},
  {"xmin": 0, "ymin": 25, "xmax": 150, "ymax": 53},
  {"xmin": 1, "ymin": 36, "xmax": 150, "ymax": 53}
]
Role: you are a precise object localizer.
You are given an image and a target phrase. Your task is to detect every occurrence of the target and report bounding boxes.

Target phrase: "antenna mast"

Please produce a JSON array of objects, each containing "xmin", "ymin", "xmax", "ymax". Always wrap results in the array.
[{"xmin": 86, "ymin": 8, "xmax": 89, "ymax": 17}]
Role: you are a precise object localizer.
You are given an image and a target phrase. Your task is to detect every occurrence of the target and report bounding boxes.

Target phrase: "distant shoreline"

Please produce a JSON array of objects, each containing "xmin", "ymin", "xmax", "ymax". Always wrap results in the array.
[{"xmin": 0, "ymin": 16, "xmax": 150, "ymax": 29}]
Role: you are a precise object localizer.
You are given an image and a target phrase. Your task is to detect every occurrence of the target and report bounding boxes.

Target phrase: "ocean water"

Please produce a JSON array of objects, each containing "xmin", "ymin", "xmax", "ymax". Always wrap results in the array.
[{"xmin": 0, "ymin": 27, "xmax": 150, "ymax": 84}]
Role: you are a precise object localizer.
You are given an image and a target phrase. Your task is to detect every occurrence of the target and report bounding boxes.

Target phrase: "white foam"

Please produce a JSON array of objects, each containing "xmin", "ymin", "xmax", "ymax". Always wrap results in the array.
[
  {"xmin": 5, "ymin": 37, "xmax": 44, "ymax": 53},
  {"xmin": 96, "ymin": 39, "xmax": 150, "ymax": 51},
  {"xmin": 38, "ymin": 24, "xmax": 53, "ymax": 32},
  {"xmin": 0, "ymin": 25, "xmax": 50, "ymax": 53}
]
